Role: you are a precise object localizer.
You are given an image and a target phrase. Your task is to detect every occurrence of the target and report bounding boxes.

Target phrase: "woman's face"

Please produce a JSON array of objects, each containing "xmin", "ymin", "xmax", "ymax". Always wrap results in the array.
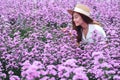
[{"xmin": 73, "ymin": 12, "xmax": 84, "ymax": 26}]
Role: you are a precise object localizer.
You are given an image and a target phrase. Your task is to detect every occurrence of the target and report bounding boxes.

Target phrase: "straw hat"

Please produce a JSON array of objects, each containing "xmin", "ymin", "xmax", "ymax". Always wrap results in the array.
[{"xmin": 67, "ymin": 4, "xmax": 93, "ymax": 20}]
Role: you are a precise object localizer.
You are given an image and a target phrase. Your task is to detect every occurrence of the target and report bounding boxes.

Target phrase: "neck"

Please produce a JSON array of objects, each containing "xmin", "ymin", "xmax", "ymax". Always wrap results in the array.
[{"xmin": 81, "ymin": 23, "xmax": 88, "ymax": 30}]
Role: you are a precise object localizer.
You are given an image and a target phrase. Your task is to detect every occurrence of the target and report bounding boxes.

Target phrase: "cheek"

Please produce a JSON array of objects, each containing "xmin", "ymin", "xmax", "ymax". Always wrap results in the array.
[
  {"xmin": 78, "ymin": 17, "xmax": 83, "ymax": 22},
  {"xmin": 73, "ymin": 16, "xmax": 83, "ymax": 26},
  {"xmin": 76, "ymin": 18, "xmax": 83, "ymax": 24},
  {"xmin": 74, "ymin": 18, "xmax": 80, "ymax": 22}
]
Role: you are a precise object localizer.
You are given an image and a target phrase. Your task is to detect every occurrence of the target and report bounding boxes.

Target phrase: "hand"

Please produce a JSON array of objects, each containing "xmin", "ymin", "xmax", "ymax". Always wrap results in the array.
[
  {"xmin": 60, "ymin": 27, "xmax": 67, "ymax": 32},
  {"xmin": 76, "ymin": 42, "xmax": 80, "ymax": 47}
]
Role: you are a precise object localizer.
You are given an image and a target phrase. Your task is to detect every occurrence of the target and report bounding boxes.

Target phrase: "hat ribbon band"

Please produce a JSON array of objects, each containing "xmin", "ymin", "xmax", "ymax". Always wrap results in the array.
[{"xmin": 74, "ymin": 7, "xmax": 90, "ymax": 16}]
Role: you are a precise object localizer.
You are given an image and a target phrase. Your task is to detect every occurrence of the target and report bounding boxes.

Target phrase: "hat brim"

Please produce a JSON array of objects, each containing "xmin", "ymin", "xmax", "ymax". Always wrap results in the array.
[
  {"xmin": 67, "ymin": 10, "xmax": 75, "ymax": 15},
  {"xmin": 67, "ymin": 9, "xmax": 93, "ymax": 21}
]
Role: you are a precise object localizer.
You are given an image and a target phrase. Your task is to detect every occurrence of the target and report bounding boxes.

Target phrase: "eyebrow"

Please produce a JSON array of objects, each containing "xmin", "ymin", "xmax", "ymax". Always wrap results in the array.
[{"xmin": 73, "ymin": 15, "xmax": 79, "ymax": 17}]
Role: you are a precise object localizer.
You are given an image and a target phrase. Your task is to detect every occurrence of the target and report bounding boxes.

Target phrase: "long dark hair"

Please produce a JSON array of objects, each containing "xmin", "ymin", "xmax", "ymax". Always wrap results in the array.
[{"xmin": 72, "ymin": 13, "xmax": 100, "ymax": 43}]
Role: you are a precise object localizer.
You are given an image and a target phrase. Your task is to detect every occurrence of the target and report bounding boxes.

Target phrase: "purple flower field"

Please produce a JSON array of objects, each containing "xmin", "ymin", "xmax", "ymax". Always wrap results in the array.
[{"xmin": 0, "ymin": 0, "xmax": 120, "ymax": 80}]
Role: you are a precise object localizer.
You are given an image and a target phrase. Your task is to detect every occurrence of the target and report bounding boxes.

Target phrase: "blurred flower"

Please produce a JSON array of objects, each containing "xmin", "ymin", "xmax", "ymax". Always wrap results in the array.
[
  {"xmin": 63, "ymin": 58, "xmax": 77, "ymax": 67},
  {"xmin": 10, "ymin": 75, "xmax": 20, "ymax": 80},
  {"xmin": 46, "ymin": 33, "xmax": 53, "ymax": 39}
]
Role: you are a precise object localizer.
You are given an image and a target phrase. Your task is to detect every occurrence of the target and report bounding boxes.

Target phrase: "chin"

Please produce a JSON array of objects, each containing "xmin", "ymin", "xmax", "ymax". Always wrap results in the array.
[{"xmin": 76, "ymin": 24, "xmax": 80, "ymax": 26}]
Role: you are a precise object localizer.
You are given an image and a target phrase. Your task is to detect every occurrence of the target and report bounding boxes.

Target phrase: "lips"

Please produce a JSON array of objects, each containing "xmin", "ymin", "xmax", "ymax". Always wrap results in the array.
[{"xmin": 75, "ymin": 22, "xmax": 79, "ymax": 26}]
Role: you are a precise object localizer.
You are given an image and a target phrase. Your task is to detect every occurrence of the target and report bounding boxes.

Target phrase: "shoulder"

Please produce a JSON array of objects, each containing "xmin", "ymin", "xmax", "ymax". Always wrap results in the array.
[
  {"xmin": 89, "ymin": 24, "xmax": 103, "ymax": 29},
  {"xmin": 89, "ymin": 24, "xmax": 104, "ymax": 32},
  {"xmin": 89, "ymin": 24, "xmax": 106, "ymax": 37}
]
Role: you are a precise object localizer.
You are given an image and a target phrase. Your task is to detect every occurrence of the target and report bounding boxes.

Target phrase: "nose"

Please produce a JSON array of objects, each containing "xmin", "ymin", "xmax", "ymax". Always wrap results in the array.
[{"xmin": 73, "ymin": 18, "xmax": 76, "ymax": 22}]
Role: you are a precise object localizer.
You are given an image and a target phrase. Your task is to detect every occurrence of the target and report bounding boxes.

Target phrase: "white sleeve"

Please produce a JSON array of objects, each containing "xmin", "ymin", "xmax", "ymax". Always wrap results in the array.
[
  {"xmin": 95, "ymin": 25, "xmax": 107, "ymax": 40},
  {"xmin": 98, "ymin": 27, "xmax": 106, "ymax": 37}
]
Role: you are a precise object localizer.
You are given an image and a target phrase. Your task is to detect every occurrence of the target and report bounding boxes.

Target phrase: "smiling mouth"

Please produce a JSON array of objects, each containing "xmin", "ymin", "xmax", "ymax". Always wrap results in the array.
[{"xmin": 75, "ymin": 23, "xmax": 79, "ymax": 25}]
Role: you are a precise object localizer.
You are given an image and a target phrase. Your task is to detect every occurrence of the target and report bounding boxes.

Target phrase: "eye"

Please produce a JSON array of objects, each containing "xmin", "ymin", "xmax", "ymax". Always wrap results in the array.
[{"xmin": 74, "ymin": 15, "xmax": 78, "ymax": 19}]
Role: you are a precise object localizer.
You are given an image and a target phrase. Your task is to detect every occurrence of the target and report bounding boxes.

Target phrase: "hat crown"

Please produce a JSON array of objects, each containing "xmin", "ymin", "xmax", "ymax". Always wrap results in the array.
[
  {"xmin": 67, "ymin": 3, "xmax": 92, "ymax": 19},
  {"xmin": 75, "ymin": 4, "xmax": 90, "ymax": 13}
]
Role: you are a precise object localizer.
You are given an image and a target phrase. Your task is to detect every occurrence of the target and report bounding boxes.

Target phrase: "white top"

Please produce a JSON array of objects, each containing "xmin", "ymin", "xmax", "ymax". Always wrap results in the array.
[{"xmin": 82, "ymin": 24, "xmax": 107, "ymax": 44}]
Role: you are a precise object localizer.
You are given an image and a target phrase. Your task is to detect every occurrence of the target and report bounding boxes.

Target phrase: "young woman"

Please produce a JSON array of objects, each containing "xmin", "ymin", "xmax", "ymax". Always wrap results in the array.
[{"xmin": 62, "ymin": 4, "xmax": 106, "ymax": 45}]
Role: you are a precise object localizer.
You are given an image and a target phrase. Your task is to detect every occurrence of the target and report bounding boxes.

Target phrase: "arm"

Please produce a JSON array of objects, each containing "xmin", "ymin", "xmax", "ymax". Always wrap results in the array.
[{"xmin": 95, "ymin": 26, "xmax": 107, "ymax": 41}]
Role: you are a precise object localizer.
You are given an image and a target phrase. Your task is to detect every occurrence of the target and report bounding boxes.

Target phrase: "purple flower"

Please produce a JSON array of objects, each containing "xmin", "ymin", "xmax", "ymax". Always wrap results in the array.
[
  {"xmin": 8, "ymin": 71, "xmax": 14, "ymax": 75},
  {"xmin": 63, "ymin": 58, "xmax": 77, "ymax": 67},
  {"xmin": 73, "ymin": 73, "xmax": 88, "ymax": 80},
  {"xmin": 113, "ymin": 75, "xmax": 120, "ymax": 80},
  {"xmin": 46, "ymin": 33, "xmax": 53, "ymax": 39},
  {"xmin": 10, "ymin": 75, "xmax": 20, "ymax": 80},
  {"xmin": 0, "ymin": 73, "xmax": 6, "ymax": 78}
]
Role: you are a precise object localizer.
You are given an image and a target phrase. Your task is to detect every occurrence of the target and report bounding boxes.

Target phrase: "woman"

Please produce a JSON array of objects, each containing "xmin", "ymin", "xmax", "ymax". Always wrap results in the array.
[{"xmin": 62, "ymin": 4, "xmax": 106, "ymax": 45}]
